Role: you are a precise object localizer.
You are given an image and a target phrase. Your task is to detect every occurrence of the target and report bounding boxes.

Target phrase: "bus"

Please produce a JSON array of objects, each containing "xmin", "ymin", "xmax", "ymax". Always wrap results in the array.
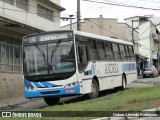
[{"xmin": 23, "ymin": 30, "xmax": 137, "ymax": 105}]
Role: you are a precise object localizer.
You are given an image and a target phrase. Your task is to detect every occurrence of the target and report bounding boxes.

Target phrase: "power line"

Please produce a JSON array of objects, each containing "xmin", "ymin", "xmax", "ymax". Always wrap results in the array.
[{"xmin": 82, "ymin": 0, "xmax": 160, "ymax": 11}]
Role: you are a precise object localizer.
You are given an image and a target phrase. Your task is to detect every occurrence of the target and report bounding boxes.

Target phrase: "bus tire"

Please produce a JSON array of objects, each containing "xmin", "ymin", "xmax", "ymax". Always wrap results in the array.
[
  {"xmin": 85, "ymin": 79, "xmax": 99, "ymax": 99},
  {"xmin": 44, "ymin": 97, "xmax": 60, "ymax": 106},
  {"xmin": 121, "ymin": 75, "xmax": 126, "ymax": 90}
]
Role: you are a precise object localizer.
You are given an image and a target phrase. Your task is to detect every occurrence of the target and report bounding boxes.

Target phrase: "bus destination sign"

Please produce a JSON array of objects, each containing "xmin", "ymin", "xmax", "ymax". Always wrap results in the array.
[{"xmin": 25, "ymin": 32, "xmax": 73, "ymax": 43}]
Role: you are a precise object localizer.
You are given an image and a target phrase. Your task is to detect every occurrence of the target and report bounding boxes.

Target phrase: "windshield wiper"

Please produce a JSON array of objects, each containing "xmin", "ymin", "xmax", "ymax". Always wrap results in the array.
[
  {"xmin": 51, "ymin": 40, "xmax": 61, "ymax": 63},
  {"xmin": 35, "ymin": 45, "xmax": 47, "ymax": 65}
]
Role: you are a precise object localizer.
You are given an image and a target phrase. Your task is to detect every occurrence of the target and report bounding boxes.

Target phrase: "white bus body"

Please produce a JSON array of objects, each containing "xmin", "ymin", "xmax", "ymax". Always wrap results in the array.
[{"xmin": 23, "ymin": 30, "xmax": 137, "ymax": 105}]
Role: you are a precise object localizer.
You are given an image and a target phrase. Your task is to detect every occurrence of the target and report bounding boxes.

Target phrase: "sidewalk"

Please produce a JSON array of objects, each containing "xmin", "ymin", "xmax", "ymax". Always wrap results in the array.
[{"xmin": 0, "ymin": 95, "xmax": 30, "ymax": 110}]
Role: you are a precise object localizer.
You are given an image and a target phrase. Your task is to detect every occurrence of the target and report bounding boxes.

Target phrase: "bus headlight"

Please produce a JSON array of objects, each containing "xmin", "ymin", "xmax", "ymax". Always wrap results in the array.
[
  {"xmin": 65, "ymin": 81, "xmax": 79, "ymax": 88},
  {"xmin": 25, "ymin": 86, "xmax": 35, "ymax": 90}
]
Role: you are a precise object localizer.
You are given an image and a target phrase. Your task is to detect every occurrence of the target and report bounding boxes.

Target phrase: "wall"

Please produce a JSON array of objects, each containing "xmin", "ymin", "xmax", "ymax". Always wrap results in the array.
[
  {"xmin": 0, "ymin": 0, "xmax": 63, "ymax": 99},
  {"xmin": 0, "ymin": 0, "xmax": 61, "ymax": 31},
  {"xmin": 139, "ymin": 22, "xmax": 152, "ymax": 67},
  {"xmin": 0, "ymin": 72, "xmax": 23, "ymax": 99},
  {"xmin": 61, "ymin": 15, "xmax": 130, "ymax": 41}
]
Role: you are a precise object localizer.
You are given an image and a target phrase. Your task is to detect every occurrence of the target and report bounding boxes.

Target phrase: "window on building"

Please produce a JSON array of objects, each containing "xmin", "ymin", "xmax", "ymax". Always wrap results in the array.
[
  {"xmin": 0, "ymin": 36, "xmax": 22, "ymax": 72},
  {"xmin": 3, "ymin": 0, "xmax": 14, "ymax": 5},
  {"xmin": 16, "ymin": 0, "xmax": 28, "ymax": 11},
  {"xmin": 37, "ymin": 5, "xmax": 54, "ymax": 21}
]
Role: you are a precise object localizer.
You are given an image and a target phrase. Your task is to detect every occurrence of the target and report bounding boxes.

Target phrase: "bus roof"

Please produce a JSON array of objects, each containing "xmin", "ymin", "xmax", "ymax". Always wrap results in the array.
[
  {"xmin": 73, "ymin": 30, "xmax": 133, "ymax": 46},
  {"xmin": 24, "ymin": 30, "xmax": 133, "ymax": 46}
]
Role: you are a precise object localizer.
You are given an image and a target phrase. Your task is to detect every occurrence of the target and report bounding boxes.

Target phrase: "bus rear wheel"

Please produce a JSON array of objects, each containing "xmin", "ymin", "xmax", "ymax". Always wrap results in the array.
[
  {"xmin": 85, "ymin": 79, "xmax": 99, "ymax": 99},
  {"xmin": 121, "ymin": 75, "xmax": 126, "ymax": 90},
  {"xmin": 44, "ymin": 97, "xmax": 60, "ymax": 106}
]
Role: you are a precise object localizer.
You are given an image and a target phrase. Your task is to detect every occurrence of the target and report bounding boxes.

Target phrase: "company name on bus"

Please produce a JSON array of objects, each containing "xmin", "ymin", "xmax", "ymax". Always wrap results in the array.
[
  {"xmin": 105, "ymin": 63, "xmax": 119, "ymax": 74},
  {"xmin": 40, "ymin": 33, "xmax": 70, "ymax": 41}
]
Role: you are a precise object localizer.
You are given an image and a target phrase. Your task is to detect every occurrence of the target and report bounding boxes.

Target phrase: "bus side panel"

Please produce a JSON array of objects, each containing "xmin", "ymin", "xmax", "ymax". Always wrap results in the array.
[
  {"xmin": 81, "ymin": 79, "xmax": 92, "ymax": 94},
  {"xmin": 98, "ymin": 77, "xmax": 113, "ymax": 91},
  {"xmin": 113, "ymin": 75, "xmax": 123, "ymax": 88},
  {"xmin": 126, "ymin": 73, "xmax": 137, "ymax": 84}
]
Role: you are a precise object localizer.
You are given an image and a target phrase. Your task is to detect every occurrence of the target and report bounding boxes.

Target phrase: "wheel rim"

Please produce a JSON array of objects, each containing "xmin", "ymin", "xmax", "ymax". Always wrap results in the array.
[
  {"xmin": 92, "ymin": 83, "xmax": 97, "ymax": 95},
  {"xmin": 123, "ymin": 78, "xmax": 126, "ymax": 89}
]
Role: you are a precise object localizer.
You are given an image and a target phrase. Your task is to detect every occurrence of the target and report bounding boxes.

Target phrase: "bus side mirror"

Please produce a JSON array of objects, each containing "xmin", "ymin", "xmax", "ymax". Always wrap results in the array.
[
  {"xmin": 15, "ymin": 48, "xmax": 20, "ymax": 58},
  {"xmin": 78, "ymin": 46, "xmax": 84, "ymax": 56}
]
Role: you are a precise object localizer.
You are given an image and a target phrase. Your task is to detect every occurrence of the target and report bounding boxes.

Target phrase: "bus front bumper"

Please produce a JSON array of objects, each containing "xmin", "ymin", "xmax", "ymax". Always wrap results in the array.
[{"xmin": 24, "ymin": 84, "xmax": 80, "ymax": 98}]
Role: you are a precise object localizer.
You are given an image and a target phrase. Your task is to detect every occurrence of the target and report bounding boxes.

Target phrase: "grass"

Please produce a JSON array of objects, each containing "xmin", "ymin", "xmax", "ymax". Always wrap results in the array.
[
  {"xmin": 1, "ymin": 85, "xmax": 160, "ymax": 120},
  {"xmin": 39, "ymin": 85, "xmax": 160, "ymax": 111}
]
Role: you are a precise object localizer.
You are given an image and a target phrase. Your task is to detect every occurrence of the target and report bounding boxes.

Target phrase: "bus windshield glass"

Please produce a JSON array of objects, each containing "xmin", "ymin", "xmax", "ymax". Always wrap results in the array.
[{"xmin": 23, "ymin": 40, "xmax": 75, "ymax": 76}]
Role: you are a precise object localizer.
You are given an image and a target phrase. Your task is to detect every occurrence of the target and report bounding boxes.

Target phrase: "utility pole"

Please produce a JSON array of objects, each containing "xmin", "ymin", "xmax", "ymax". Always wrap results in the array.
[
  {"xmin": 77, "ymin": 0, "xmax": 81, "ymax": 31},
  {"xmin": 69, "ymin": 15, "xmax": 74, "ymax": 30},
  {"xmin": 158, "ymin": 33, "xmax": 160, "ymax": 68},
  {"xmin": 131, "ymin": 20, "xmax": 135, "ymax": 48},
  {"xmin": 61, "ymin": 16, "xmax": 75, "ymax": 30}
]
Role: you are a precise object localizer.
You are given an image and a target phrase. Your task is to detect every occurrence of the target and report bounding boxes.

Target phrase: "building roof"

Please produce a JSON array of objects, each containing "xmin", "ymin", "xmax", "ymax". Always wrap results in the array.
[
  {"xmin": 47, "ymin": 0, "xmax": 65, "ymax": 11},
  {"xmin": 135, "ymin": 52, "xmax": 148, "ymax": 60},
  {"xmin": 0, "ymin": 16, "xmax": 43, "ymax": 36},
  {"xmin": 149, "ymin": 17, "xmax": 160, "ymax": 33}
]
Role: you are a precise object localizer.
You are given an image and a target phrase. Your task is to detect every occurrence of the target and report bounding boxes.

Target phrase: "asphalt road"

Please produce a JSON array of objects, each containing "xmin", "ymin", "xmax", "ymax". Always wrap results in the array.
[{"xmin": 7, "ymin": 76, "xmax": 160, "ymax": 111}]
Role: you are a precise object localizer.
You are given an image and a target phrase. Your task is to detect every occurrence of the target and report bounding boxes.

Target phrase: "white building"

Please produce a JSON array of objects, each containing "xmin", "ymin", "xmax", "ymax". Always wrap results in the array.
[
  {"xmin": 125, "ymin": 16, "xmax": 160, "ymax": 76},
  {"xmin": 0, "ymin": 0, "xmax": 64, "ymax": 99}
]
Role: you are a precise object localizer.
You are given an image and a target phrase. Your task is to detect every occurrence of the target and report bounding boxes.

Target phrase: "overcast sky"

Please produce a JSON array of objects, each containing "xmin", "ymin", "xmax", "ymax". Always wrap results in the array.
[{"xmin": 60, "ymin": 0, "xmax": 160, "ymax": 26}]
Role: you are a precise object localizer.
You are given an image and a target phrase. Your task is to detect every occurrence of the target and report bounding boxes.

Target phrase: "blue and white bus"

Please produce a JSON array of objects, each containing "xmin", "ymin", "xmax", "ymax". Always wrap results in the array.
[{"xmin": 23, "ymin": 30, "xmax": 137, "ymax": 105}]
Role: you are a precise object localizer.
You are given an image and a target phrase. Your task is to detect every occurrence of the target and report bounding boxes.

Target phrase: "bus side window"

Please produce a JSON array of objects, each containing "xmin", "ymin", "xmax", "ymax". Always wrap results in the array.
[
  {"xmin": 128, "ymin": 46, "xmax": 135, "ymax": 61},
  {"xmin": 104, "ymin": 42, "xmax": 113, "ymax": 61},
  {"xmin": 112, "ymin": 43, "xmax": 121, "ymax": 61},
  {"xmin": 97, "ymin": 40, "xmax": 106, "ymax": 60},
  {"xmin": 119, "ymin": 44, "xmax": 126, "ymax": 60},
  {"xmin": 77, "ymin": 46, "xmax": 88, "ymax": 72},
  {"xmin": 88, "ymin": 39, "xmax": 99, "ymax": 60},
  {"xmin": 124, "ymin": 45, "xmax": 130, "ymax": 61}
]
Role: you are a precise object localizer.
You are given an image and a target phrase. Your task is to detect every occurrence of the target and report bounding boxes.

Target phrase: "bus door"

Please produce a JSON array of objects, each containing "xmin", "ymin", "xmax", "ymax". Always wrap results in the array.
[{"xmin": 76, "ymin": 41, "xmax": 89, "ymax": 93}]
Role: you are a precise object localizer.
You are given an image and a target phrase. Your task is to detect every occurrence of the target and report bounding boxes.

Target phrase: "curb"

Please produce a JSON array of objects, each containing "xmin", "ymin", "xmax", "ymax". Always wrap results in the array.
[{"xmin": 133, "ymin": 80, "xmax": 160, "ymax": 85}]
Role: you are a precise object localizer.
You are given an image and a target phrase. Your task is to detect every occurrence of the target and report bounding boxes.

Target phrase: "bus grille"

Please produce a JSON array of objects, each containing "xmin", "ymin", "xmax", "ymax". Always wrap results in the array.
[{"xmin": 40, "ymin": 90, "xmax": 60, "ymax": 95}]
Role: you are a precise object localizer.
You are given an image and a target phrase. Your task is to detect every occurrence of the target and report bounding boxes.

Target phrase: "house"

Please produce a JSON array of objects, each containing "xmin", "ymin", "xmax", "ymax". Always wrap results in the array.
[{"xmin": 0, "ymin": 0, "xmax": 65, "ymax": 99}]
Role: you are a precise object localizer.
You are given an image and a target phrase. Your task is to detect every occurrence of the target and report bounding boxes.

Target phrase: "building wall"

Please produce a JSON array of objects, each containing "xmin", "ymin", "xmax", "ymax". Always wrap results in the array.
[
  {"xmin": 138, "ymin": 21, "xmax": 158, "ymax": 68},
  {"xmin": 0, "ymin": 72, "xmax": 23, "ymax": 99},
  {"xmin": 0, "ymin": 0, "xmax": 63, "ymax": 99},
  {"xmin": 61, "ymin": 15, "xmax": 131, "ymax": 41},
  {"xmin": 0, "ymin": 0, "xmax": 61, "ymax": 31}
]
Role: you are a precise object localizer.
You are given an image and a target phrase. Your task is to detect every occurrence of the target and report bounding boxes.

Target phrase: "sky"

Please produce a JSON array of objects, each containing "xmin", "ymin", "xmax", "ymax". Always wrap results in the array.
[{"xmin": 60, "ymin": 0, "xmax": 160, "ymax": 26}]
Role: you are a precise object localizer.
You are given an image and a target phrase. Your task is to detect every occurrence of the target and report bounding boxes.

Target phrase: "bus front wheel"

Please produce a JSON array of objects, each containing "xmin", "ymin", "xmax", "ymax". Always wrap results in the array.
[
  {"xmin": 44, "ymin": 97, "xmax": 60, "ymax": 106},
  {"xmin": 85, "ymin": 79, "xmax": 99, "ymax": 99}
]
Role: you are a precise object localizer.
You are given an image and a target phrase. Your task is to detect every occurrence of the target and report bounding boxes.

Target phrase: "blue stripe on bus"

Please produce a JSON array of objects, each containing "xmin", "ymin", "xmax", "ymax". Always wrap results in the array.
[
  {"xmin": 33, "ymin": 82, "xmax": 43, "ymax": 88},
  {"xmin": 40, "ymin": 82, "xmax": 57, "ymax": 87},
  {"xmin": 123, "ymin": 63, "xmax": 136, "ymax": 72},
  {"xmin": 24, "ymin": 84, "xmax": 80, "ymax": 98},
  {"xmin": 24, "ymin": 79, "xmax": 34, "ymax": 87}
]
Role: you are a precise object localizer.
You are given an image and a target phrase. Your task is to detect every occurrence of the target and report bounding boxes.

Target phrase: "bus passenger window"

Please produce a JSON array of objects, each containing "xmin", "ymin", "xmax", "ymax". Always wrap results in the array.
[{"xmin": 77, "ymin": 46, "xmax": 88, "ymax": 72}]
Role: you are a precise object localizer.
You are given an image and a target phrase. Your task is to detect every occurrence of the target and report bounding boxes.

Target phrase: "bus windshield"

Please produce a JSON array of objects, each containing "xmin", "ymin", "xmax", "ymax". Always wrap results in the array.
[{"xmin": 23, "ymin": 40, "xmax": 75, "ymax": 76}]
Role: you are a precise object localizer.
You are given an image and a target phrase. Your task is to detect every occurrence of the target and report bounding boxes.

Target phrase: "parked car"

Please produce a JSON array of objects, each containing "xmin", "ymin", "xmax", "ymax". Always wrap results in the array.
[{"xmin": 142, "ymin": 68, "xmax": 158, "ymax": 78}]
